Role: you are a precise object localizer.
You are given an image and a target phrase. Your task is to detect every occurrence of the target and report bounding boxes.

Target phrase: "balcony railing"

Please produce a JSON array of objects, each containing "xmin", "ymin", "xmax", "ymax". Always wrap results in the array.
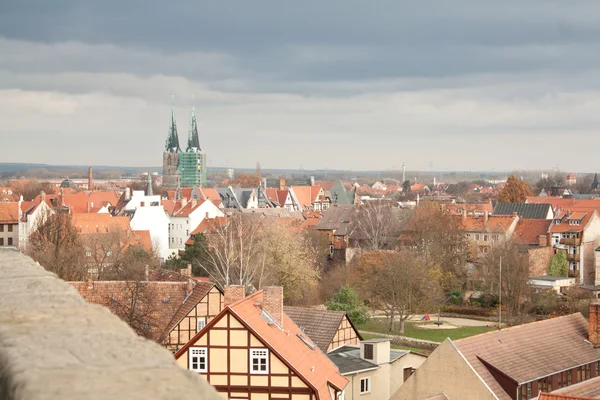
[
  {"xmin": 568, "ymin": 270, "xmax": 580, "ymax": 278},
  {"xmin": 564, "ymin": 238, "xmax": 581, "ymax": 246},
  {"xmin": 567, "ymin": 253, "xmax": 581, "ymax": 262}
]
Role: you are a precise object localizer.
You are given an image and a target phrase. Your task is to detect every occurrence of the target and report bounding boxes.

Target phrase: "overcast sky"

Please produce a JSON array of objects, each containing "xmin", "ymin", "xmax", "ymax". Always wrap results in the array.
[{"xmin": 2, "ymin": 1, "xmax": 600, "ymax": 172}]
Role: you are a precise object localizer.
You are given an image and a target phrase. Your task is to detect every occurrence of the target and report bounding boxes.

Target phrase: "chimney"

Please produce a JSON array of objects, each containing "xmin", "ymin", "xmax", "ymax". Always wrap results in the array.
[
  {"xmin": 538, "ymin": 234, "xmax": 548, "ymax": 247},
  {"xmin": 224, "ymin": 285, "xmax": 245, "ymax": 307},
  {"xmin": 125, "ymin": 188, "xmax": 131, "ymax": 201},
  {"xmin": 263, "ymin": 286, "xmax": 284, "ymax": 327},
  {"xmin": 310, "ymin": 176, "xmax": 315, "ymax": 186},
  {"xmin": 180, "ymin": 264, "xmax": 192, "ymax": 277},
  {"xmin": 181, "ymin": 197, "xmax": 188, "ymax": 208},
  {"xmin": 191, "ymin": 199, "xmax": 197, "ymax": 208},
  {"xmin": 88, "ymin": 167, "xmax": 94, "ymax": 191},
  {"xmin": 512, "ymin": 212, "xmax": 518, "ymax": 217},
  {"xmin": 484, "ymin": 210, "xmax": 489, "ymax": 223},
  {"xmin": 187, "ymin": 277, "xmax": 194, "ymax": 295},
  {"xmin": 589, "ymin": 303, "xmax": 600, "ymax": 346},
  {"xmin": 279, "ymin": 178, "xmax": 286, "ymax": 190},
  {"xmin": 40, "ymin": 191, "xmax": 46, "ymax": 203},
  {"xmin": 462, "ymin": 210, "xmax": 467, "ymax": 223}
]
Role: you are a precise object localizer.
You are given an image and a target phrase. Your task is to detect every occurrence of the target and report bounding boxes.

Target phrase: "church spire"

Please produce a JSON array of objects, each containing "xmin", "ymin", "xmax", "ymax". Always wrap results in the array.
[
  {"xmin": 165, "ymin": 95, "xmax": 182, "ymax": 153},
  {"xmin": 186, "ymin": 95, "xmax": 201, "ymax": 152}
]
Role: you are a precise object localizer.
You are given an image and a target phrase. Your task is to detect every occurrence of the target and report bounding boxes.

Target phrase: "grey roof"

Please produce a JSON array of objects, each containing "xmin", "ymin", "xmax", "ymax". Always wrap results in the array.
[
  {"xmin": 493, "ymin": 203, "xmax": 552, "ymax": 219},
  {"xmin": 362, "ymin": 338, "xmax": 391, "ymax": 343},
  {"xmin": 330, "ymin": 180, "xmax": 355, "ymax": 205},
  {"xmin": 315, "ymin": 205, "xmax": 355, "ymax": 235},
  {"xmin": 327, "ymin": 352, "xmax": 379, "ymax": 374},
  {"xmin": 284, "ymin": 307, "xmax": 349, "ymax": 352},
  {"xmin": 241, "ymin": 208, "xmax": 304, "ymax": 220},
  {"xmin": 529, "ymin": 275, "xmax": 572, "ymax": 282},
  {"xmin": 327, "ymin": 345, "xmax": 409, "ymax": 373}
]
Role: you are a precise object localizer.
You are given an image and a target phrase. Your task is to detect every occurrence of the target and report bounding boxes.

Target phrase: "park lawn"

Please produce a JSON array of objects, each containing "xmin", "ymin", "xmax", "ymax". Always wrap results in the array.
[
  {"xmin": 357, "ymin": 319, "xmax": 495, "ymax": 343},
  {"xmin": 359, "ymin": 333, "xmax": 425, "ymax": 353}
]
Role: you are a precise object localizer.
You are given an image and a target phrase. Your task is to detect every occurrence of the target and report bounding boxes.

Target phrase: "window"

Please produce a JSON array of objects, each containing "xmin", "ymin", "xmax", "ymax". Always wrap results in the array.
[
  {"xmin": 493, "ymin": 235, "xmax": 499, "ymax": 241},
  {"xmin": 475, "ymin": 234, "xmax": 480, "ymax": 241},
  {"xmin": 8, "ymin": 224, "xmax": 13, "ymax": 232},
  {"xmin": 7, "ymin": 238, "xmax": 13, "ymax": 246},
  {"xmin": 85, "ymin": 251, "xmax": 92, "ymax": 257},
  {"xmin": 186, "ymin": 230, "xmax": 189, "ymax": 236},
  {"xmin": 189, "ymin": 347, "xmax": 207, "ymax": 373},
  {"xmin": 250, "ymin": 349, "xmax": 269, "ymax": 374},
  {"xmin": 0, "ymin": 224, "xmax": 3, "ymax": 232},
  {"xmin": 196, "ymin": 318, "xmax": 206, "ymax": 332},
  {"xmin": 483, "ymin": 234, "xmax": 488, "ymax": 241},
  {"xmin": 0, "ymin": 238, "xmax": 4, "ymax": 246},
  {"xmin": 403, "ymin": 367, "xmax": 416, "ymax": 382},
  {"xmin": 363, "ymin": 344, "xmax": 373, "ymax": 360},
  {"xmin": 360, "ymin": 377, "xmax": 371, "ymax": 394}
]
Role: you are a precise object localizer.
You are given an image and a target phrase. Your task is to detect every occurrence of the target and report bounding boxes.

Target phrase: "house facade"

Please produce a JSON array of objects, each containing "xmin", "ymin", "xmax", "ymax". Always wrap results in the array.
[
  {"xmin": 393, "ymin": 309, "xmax": 600, "ymax": 400},
  {"xmin": 175, "ymin": 286, "xmax": 348, "ymax": 400},
  {"xmin": 167, "ymin": 198, "xmax": 224, "ymax": 255}
]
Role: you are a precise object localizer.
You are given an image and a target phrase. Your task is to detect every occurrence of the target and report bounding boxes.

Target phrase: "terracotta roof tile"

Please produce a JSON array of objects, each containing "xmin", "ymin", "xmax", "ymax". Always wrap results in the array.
[
  {"xmin": 460, "ymin": 215, "xmax": 518, "ymax": 233},
  {"xmin": 549, "ymin": 375, "xmax": 600, "ymax": 398},
  {"xmin": 71, "ymin": 213, "xmax": 131, "ymax": 233},
  {"xmin": 454, "ymin": 314, "xmax": 600, "ymax": 400},
  {"xmin": 0, "ymin": 202, "xmax": 19, "ymax": 223},
  {"xmin": 512, "ymin": 219, "xmax": 551, "ymax": 245}
]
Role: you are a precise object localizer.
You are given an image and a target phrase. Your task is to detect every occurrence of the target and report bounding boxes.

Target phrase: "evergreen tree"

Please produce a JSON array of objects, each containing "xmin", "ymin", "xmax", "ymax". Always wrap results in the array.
[
  {"xmin": 325, "ymin": 285, "xmax": 369, "ymax": 325},
  {"xmin": 548, "ymin": 250, "xmax": 568, "ymax": 277}
]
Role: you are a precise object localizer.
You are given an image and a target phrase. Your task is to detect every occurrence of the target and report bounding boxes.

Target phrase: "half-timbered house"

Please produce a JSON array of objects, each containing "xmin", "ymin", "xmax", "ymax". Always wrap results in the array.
[
  {"xmin": 283, "ymin": 307, "xmax": 361, "ymax": 352},
  {"xmin": 175, "ymin": 286, "xmax": 348, "ymax": 400}
]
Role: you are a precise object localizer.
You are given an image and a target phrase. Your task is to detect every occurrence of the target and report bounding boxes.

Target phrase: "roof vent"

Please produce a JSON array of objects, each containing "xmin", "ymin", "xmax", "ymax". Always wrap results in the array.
[
  {"xmin": 254, "ymin": 302, "xmax": 262, "ymax": 306},
  {"xmin": 162, "ymin": 297, "xmax": 170, "ymax": 303},
  {"xmin": 297, "ymin": 333, "xmax": 316, "ymax": 351}
]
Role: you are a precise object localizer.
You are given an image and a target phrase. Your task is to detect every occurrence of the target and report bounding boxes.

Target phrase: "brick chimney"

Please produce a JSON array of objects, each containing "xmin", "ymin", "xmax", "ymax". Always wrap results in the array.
[
  {"xmin": 179, "ymin": 263, "xmax": 192, "ymax": 277},
  {"xmin": 40, "ymin": 191, "xmax": 46, "ymax": 203},
  {"xmin": 224, "ymin": 285, "xmax": 245, "ymax": 307},
  {"xmin": 279, "ymin": 178, "xmax": 286, "ymax": 190},
  {"xmin": 462, "ymin": 210, "xmax": 467, "ymax": 223},
  {"xmin": 590, "ymin": 303, "xmax": 600, "ymax": 346},
  {"xmin": 191, "ymin": 199, "xmax": 197, "ymax": 208},
  {"xmin": 538, "ymin": 234, "xmax": 548, "ymax": 247},
  {"xmin": 484, "ymin": 210, "xmax": 489, "ymax": 223},
  {"xmin": 88, "ymin": 167, "xmax": 94, "ymax": 191},
  {"xmin": 263, "ymin": 286, "xmax": 284, "ymax": 327}
]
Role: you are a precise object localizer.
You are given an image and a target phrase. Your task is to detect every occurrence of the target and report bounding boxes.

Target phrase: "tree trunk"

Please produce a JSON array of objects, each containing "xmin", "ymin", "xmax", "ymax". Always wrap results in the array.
[{"xmin": 399, "ymin": 317, "xmax": 406, "ymax": 334}]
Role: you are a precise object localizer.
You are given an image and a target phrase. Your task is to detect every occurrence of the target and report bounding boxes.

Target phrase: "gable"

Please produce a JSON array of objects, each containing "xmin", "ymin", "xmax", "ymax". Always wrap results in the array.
[{"xmin": 391, "ymin": 340, "xmax": 496, "ymax": 400}]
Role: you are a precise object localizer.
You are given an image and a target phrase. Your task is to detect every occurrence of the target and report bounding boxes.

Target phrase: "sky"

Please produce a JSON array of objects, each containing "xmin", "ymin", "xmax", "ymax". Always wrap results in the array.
[{"xmin": 2, "ymin": 1, "xmax": 600, "ymax": 172}]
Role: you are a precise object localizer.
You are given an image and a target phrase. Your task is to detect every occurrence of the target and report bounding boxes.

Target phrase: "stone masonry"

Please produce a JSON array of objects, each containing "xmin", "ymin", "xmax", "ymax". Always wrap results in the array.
[{"xmin": 0, "ymin": 248, "xmax": 220, "ymax": 400}]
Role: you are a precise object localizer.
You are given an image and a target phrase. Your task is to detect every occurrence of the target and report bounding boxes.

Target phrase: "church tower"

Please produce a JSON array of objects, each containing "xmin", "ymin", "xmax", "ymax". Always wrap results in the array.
[
  {"xmin": 179, "ymin": 100, "xmax": 207, "ymax": 187},
  {"xmin": 162, "ymin": 99, "xmax": 182, "ymax": 188}
]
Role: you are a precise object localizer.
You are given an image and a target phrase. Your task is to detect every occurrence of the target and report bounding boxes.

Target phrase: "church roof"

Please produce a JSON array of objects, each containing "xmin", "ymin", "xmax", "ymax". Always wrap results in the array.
[
  {"xmin": 186, "ymin": 105, "xmax": 201, "ymax": 152},
  {"xmin": 165, "ymin": 103, "xmax": 181, "ymax": 153}
]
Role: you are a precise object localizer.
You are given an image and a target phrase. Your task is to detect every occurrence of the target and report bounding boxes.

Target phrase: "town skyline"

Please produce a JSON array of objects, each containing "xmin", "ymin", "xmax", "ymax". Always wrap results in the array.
[{"xmin": 3, "ymin": 1, "xmax": 600, "ymax": 171}]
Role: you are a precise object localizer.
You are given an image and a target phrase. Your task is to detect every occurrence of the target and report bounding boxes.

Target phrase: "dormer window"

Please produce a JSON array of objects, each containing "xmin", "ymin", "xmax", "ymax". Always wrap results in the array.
[
  {"xmin": 364, "ymin": 344, "xmax": 374, "ymax": 360},
  {"xmin": 555, "ymin": 219, "xmax": 561, "ymax": 225}
]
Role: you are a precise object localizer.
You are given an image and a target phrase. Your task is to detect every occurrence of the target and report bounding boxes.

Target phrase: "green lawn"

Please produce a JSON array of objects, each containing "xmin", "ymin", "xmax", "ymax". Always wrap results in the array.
[
  {"xmin": 360, "ymin": 333, "xmax": 425, "ymax": 353},
  {"xmin": 357, "ymin": 319, "xmax": 495, "ymax": 343}
]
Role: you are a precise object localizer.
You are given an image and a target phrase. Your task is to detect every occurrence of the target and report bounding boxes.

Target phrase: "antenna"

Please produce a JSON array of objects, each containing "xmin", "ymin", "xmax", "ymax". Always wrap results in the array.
[{"xmin": 499, "ymin": 256, "xmax": 502, "ymax": 343}]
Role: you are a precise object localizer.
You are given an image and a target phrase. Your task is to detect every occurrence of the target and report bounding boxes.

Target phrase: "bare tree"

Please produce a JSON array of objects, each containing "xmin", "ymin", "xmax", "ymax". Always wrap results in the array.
[
  {"xmin": 481, "ymin": 241, "xmax": 530, "ymax": 325},
  {"xmin": 192, "ymin": 213, "xmax": 267, "ymax": 290},
  {"xmin": 352, "ymin": 250, "xmax": 441, "ymax": 333},
  {"xmin": 352, "ymin": 201, "xmax": 409, "ymax": 250},
  {"xmin": 27, "ymin": 211, "xmax": 87, "ymax": 281},
  {"xmin": 106, "ymin": 280, "xmax": 160, "ymax": 339}
]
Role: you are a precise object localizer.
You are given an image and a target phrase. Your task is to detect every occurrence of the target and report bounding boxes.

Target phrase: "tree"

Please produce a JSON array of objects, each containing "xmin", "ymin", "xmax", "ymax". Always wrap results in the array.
[
  {"xmin": 402, "ymin": 180, "xmax": 411, "ymax": 194},
  {"xmin": 325, "ymin": 285, "xmax": 369, "ymax": 325},
  {"xmin": 535, "ymin": 174, "xmax": 563, "ymax": 194},
  {"xmin": 481, "ymin": 242, "xmax": 530, "ymax": 325},
  {"xmin": 402, "ymin": 204, "xmax": 469, "ymax": 291},
  {"xmin": 445, "ymin": 181, "xmax": 469, "ymax": 196},
  {"xmin": 352, "ymin": 201, "xmax": 409, "ymax": 250},
  {"xmin": 498, "ymin": 175, "xmax": 532, "ymax": 203},
  {"xmin": 351, "ymin": 250, "xmax": 441, "ymax": 333},
  {"xmin": 106, "ymin": 280, "xmax": 160, "ymax": 339},
  {"xmin": 27, "ymin": 211, "xmax": 87, "ymax": 281},
  {"xmin": 548, "ymin": 250, "xmax": 568, "ymax": 277},
  {"xmin": 164, "ymin": 233, "xmax": 212, "ymax": 277},
  {"xmin": 228, "ymin": 173, "xmax": 261, "ymax": 188}
]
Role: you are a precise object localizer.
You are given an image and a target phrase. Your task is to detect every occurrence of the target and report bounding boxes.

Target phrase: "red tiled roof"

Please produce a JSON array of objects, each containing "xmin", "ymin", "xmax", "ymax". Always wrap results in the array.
[
  {"xmin": 460, "ymin": 215, "xmax": 518, "ymax": 233},
  {"xmin": 264, "ymin": 188, "xmax": 281, "ymax": 205},
  {"xmin": 446, "ymin": 203, "xmax": 493, "ymax": 216},
  {"xmin": 0, "ymin": 202, "xmax": 19, "ymax": 223},
  {"xmin": 200, "ymin": 188, "xmax": 222, "ymax": 207},
  {"xmin": 129, "ymin": 230, "xmax": 152, "ymax": 250},
  {"xmin": 292, "ymin": 186, "xmax": 313, "ymax": 210},
  {"xmin": 512, "ymin": 219, "xmax": 551, "ymax": 245},
  {"xmin": 71, "ymin": 213, "xmax": 130, "ymax": 233},
  {"xmin": 174, "ymin": 201, "xmax": 206, "ymax": 217},
  {"xmin": 551, "ymin": 211, "xmax": 595, "ymax": 234},
  {"xmin": 454, "ymin": 314, "xmax": 600, "ymax": 400},
  {"xmin": 549, "ymin": 375, "xmax": 600, "ymax": 398},
  {"xmin": 539, "ymin": 394, "xmax": 596, "ymax": 400},
  {"xmin": 314, "ymin": 181, "xmax": 334, "ymax": 191},
  {"xmin": 277, "ymin": 189, "xmax": 289, "ymax": 207}
]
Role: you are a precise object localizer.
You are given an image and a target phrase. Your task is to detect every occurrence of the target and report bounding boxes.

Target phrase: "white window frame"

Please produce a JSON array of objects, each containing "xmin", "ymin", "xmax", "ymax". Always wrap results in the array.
[
  {"xmin": 250, "ymin": 348, "xmax": 269, "ymax": 374},
  {"xmin": 360, "ymin": 377, "xmax": 371, "ymax": 394},
  {"xmin": 196, "ymin": 318, "xmax": 206, "ymax": 332},
  {"xmin": 189, "ymin": 347, "xmax": 207, "ymax": 373}
]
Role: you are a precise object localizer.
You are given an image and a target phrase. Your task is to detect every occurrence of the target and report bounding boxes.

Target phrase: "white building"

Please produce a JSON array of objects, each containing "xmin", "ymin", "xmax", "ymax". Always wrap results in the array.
[
  {"xmin": 168, "ymin": 198, "xmax": 224, "ymax": 255},
  {"xmin": 126, "ymin": 190, "xmax": 170, "ymax": 261},
  {"xmin": 18, "ymin": 195, "xmax": 53, "ymax": 249}
]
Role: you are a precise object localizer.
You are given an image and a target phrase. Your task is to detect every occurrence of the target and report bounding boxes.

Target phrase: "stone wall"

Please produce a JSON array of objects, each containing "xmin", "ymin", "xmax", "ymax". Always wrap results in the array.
[{"xmin": 0, "ymin": 248, "xmax": 220, "ymax": 400}]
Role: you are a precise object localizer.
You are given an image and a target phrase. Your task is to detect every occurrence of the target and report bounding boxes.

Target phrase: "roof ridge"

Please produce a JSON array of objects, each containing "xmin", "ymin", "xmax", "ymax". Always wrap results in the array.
[{"xmin": 454, "ymin": 313, "xmax": 583, "ymax": 343}]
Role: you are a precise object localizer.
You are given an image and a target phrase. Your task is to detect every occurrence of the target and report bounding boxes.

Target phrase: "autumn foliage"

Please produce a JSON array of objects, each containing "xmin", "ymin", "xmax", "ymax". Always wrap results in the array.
[{"xmin": 498, "ymin": 175, "xmax": 532, "ymax": 203}]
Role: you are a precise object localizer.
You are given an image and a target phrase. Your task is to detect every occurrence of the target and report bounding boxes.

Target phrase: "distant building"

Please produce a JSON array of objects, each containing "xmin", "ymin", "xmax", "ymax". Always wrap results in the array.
[
  {"xmin": 567, "ymin": 173, "xmax": 577, "ymax": 186},
  {"xmin": 163, "ymin": 101, "xmax": 207, "ymax": 188}
]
